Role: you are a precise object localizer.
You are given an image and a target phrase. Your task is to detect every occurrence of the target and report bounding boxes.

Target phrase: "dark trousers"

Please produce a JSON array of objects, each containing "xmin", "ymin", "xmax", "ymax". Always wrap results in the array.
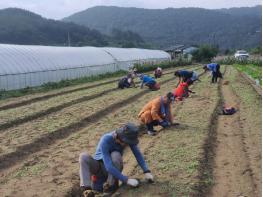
[
  {"xmin": 118, "ymin": 79, "xmax": 130, "ymax": 89},
  {"xmin": 79, "ymin": 152, "xmax": 123, "ymax": 189},
  {"xmin": 146, "ymin": 120, "xmax": 159, "ymax": 131},
  {"xmin": 212, "ymin": 64, "xmax": 221, "ymax": 83}
]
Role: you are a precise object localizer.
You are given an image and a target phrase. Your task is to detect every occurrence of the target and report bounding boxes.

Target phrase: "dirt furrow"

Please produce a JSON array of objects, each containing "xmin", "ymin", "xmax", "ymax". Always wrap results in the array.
[
  {"xmin": 0, "ymin": 87, "xmax": 116, "ymax": 132},
  {"xmin": 208, "ymin": 66, "xmax": 257, "ymax": 197},
  {"xmin": 228, "ymin": 67, "xmax": 261, "ymax": 196},
  {"xmin": 0, "ymin": 79, "xmax": 119, "ymax": 111},
  {"xmin": 239, "ymin": 71, "xmax": 262, "ymax": 96}
]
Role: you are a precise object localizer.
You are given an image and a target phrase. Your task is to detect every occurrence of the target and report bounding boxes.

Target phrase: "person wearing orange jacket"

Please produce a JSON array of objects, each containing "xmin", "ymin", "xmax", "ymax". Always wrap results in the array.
[
  {"xmin": 173, "ymin": 81, "xmax": 195, "ymax": 101},
  {"xmin": 138, "ymin": 92, "xmax": 175, "ymax": 136}
]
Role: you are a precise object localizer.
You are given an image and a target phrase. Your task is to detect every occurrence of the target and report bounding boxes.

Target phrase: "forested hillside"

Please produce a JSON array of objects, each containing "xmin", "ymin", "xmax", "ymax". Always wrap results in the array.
[{"xmin": 64, "ymin": 6, "xmax": 262, "ymax": 49}]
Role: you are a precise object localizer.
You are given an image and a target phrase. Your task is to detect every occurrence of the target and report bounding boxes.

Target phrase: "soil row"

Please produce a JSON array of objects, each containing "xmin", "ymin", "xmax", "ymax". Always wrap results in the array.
[
  {"xmin": 0, "ymin": 66, "xmax": 209, "ymax": 197},
  {"xmin": 108, "ymin": 70, "xmax": 220, "ymax": 196},
  {"xmin": 0, "ymin": 68, "xmax": 184, "ymax": 112},
  {"xmin": 0, "ymin": 76, "xmax": 177, "ymax": 172}
]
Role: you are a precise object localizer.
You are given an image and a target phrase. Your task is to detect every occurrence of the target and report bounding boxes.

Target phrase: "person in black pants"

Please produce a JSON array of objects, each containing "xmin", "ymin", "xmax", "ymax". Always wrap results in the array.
[{"xmin": 203, "ymin": 63, "xmax": 222, "ymax": 83}]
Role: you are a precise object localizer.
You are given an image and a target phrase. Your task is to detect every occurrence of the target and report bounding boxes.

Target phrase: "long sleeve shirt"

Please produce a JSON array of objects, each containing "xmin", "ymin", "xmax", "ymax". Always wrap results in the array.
[
  {"xmin": 178, "ymin": 70, "xmax": 193, "ymax": 79},
  {"xmin": 140, "ymin": 75, "xmax": 155, "ymax": 88},
  {"xmin": 93, "ymin": 132, "xmax": 149, "ymax": 183},
  {"xmin": 207, "ymin": 63, "xmax": 218, "ymax": 72}
]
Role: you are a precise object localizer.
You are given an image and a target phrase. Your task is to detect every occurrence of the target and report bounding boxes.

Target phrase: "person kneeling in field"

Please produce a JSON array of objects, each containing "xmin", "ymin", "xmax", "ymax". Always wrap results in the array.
[
  {"xmin": 139, "ymin": 74, "xmax": 160, "ymax": 90},
  {"xmin": 154, "ymin": 67, "xmax": 162, "ymax": 78},
  {"xmin": 173, "ymin": 81, "xmax": 195, "ymax": 101},
  {"xmin": 138, "ymin": 92, "xmax": 175, "ymax": 136},
  {"xmin": 79, "ymin": 122, "xmax": 154, "ymax": 196},
  {"xmin": 118, "ymin": 75, "xmax": 135, "ymax": 89}
]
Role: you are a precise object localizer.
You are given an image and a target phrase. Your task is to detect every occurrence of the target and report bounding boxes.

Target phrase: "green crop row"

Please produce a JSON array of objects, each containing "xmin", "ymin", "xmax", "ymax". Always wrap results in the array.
[
  {"xmin": 234, "ymin": 64, "xmax": 262, "ymax": 85},
  {"xmin": 217, "ymin": 56, "xmax": 262, "ymax": 67}
]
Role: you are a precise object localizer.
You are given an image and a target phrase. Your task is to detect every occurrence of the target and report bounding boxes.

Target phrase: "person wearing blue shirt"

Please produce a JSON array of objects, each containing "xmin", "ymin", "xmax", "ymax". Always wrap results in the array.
[
  {"xmin": 174, "ymin": 70, "xmax": 199, "ymax": 87},
  {"xmin": 79, "ymin": 123, "xmax": 154, "ymax": 196},
  {"xmin": 203, "ymin": 63, "xmax": 222, "ymax": 83},
  {"xmin": 139, "ymin": 74, "xmax": 158, "ymax": 90}
]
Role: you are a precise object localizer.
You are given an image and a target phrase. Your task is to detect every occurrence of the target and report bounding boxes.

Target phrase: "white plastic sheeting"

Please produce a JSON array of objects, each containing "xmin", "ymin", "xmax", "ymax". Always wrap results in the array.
[
  {"xmin": 0, "ymin": 44, "xmax": 170, "ymax": 90},
  {"xmin": 102, "ymin": 47, "xmax": 170, "ymax": 70}
]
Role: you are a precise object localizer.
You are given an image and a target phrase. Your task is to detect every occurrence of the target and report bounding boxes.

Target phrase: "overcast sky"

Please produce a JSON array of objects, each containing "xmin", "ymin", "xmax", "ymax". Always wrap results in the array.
[{"xmin": 0, "ymin": 0, "xmax": 261, "ymax": 19}]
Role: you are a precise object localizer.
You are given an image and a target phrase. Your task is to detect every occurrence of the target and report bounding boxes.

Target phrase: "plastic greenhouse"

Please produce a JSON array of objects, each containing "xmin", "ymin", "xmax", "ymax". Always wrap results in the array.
[{"xmin": 0, "ymin": 44, "xmax": 170, "ymax": 90}]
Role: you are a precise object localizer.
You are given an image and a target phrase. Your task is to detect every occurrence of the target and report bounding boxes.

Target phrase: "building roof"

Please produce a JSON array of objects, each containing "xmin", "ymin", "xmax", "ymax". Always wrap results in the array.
[
  {"xmin": 0, "ymin": 44, "xmax": 170, "ymax": 75},
  {"xmin": 164, "ymin": 45, "xmax": 186, "ymax": 52}
]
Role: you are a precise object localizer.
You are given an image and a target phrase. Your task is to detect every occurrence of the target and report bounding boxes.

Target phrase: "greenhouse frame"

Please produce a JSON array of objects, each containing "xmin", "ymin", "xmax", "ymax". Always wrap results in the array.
[{"xmin": 0, "ymin": 44, "xmax": 171, "ymax": 90}]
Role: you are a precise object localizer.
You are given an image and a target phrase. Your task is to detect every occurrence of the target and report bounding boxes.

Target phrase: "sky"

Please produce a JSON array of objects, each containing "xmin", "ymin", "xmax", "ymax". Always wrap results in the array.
[{"xmin": 0, "ymin": 0, "xmax": 261, "ymax": 19}]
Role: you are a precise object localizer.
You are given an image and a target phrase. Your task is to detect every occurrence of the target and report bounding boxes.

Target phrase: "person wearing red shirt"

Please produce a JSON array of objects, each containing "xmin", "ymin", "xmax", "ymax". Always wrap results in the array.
[{"xmin": 173, "ymin": 82, "xmax": 195, "ymax": 101}]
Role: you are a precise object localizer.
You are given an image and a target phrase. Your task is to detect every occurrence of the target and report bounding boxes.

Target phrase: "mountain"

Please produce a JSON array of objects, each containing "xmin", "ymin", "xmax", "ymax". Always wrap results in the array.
[
  {"xmin": 216, "ymin": 5, "xmax": 262, "ymax": 17},
  {"xmin": 64, "ymin": 6, "xmax": 262, "ymax": 49},
  {"xmin": 0, "ymin": 8, "xmax": 146, "ymax": 47}
]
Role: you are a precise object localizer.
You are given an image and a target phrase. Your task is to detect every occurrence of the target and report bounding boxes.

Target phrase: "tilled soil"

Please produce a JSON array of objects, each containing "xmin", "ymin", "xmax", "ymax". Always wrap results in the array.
[
  {"xmin": 0, "ymin": 67, "xmax": 190, "ymax": 196},
  {"xmin": 0, "ymin": 73, "xmax": 176, "ymax": 158},
  {"xmin": 0, "ymin": 65, "xmax": 260, "ymax": 197},
  {"xmin": 114, "ymin": 73, "xmax": 220, "ymax": 196},
  {"xmin": 209, "ymin": 66, "xmax": 261, "ymax": 197}
]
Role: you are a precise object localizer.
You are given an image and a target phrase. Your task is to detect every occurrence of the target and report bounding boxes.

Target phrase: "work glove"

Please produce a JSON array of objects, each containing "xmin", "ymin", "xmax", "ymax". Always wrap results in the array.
[
  {"xmin": 144, "ymin": 173, "xmax": 154, "ymax": 183},
  {"xmin": 159, "ymin": 120, "xmax": 170, "ymax": 128},
  {"xmin": 127, "ymin": 178, "xmax": 139, "ymax": 187}
]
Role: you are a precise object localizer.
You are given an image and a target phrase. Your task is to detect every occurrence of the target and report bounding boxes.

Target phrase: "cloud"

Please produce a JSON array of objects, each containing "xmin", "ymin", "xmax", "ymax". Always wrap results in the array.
[{"xmin": 0, "ymin": 0, "xmax": 261, "ymax": 19}]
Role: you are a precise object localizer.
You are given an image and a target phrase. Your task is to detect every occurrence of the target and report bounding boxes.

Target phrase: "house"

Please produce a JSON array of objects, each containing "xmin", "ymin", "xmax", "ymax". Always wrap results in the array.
[{"xmin": 164, "ymin": 45, "xmax": 186, "ymax": 59}]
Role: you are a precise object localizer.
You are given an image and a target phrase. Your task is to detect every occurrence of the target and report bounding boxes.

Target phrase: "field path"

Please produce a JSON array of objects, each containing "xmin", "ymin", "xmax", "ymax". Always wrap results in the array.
[{"xmin": 209, "ymin": 66, "xmax": 261, "ymax": 197}]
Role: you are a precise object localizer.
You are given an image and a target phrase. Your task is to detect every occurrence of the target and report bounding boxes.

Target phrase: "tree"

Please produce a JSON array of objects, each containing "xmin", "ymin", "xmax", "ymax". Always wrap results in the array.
[{"xmin": 192, "ymin": 45, "xmax": 219, "ymax": 62}]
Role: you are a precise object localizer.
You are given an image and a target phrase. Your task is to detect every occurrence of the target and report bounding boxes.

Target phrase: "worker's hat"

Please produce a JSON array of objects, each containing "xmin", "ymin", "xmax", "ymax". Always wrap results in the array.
[{"xmin": 116, "ymin": 122, "xmax": 139, "ymax": 145}]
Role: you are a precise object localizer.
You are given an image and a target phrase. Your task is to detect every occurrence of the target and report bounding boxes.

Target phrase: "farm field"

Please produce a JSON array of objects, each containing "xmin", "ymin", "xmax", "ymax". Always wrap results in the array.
[{"xmin": 0, "ymin": 65, "xmax": 261, "ymax": 197}]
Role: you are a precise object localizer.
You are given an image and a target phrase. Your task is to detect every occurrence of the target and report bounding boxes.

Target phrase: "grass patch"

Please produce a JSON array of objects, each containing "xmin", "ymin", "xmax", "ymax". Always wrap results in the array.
[
  {"xmin": 234, "ymin": 64, "xmax": 262, "ymax": 85},
  {"xmin": 12, "ymin": 162, "xmax": 49, "ymax": 178}
]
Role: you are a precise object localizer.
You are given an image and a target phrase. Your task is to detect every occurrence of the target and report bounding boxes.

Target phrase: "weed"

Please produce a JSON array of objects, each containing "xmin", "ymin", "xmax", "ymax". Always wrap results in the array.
[{"xmin": 12, "ymin": 162, "xmax": 48, "ymax": 178}]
